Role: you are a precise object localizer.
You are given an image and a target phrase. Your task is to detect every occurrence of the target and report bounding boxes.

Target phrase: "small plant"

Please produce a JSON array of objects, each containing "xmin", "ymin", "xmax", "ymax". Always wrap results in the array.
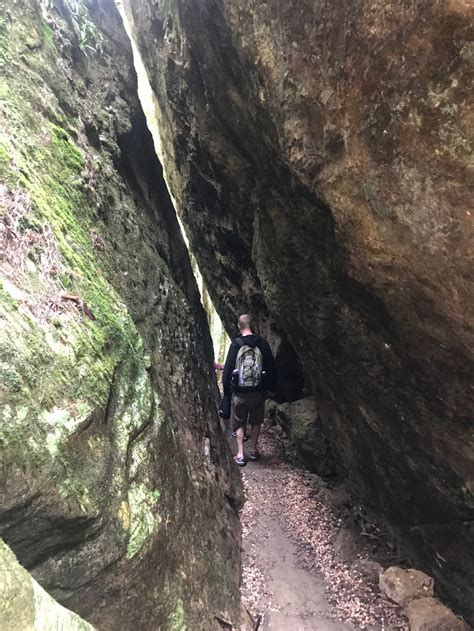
[
  {"xmin": 43, "ymin": 0, "xmax": 104, "ymax": 56},
  {"xmin": 1, "ymin": 184, "xmax": 36, "ymax": 271},
  {"xmin": 0, "ymin": 185, "xmax": 62, "ymax": 280},
  {"xmin": 90, "ymin": 229, "xmax": 105, "ymax": 252},
  {"xmin": 68, "ymin": 0, "xmax": 104, "ymax": 56},
  {"xmin": 0, "ymin": 183, "xmax": 79, "ymax": 321}
]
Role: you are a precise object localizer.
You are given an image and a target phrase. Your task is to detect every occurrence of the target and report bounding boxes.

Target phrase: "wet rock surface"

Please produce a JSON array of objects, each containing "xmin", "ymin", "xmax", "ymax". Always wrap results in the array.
[
  {"xmin": 0, "ymin": 1, "xmax": 242, "ymax": 629},
  {"xmin": 130, "ymin": 0, "xmax": 474, "ymax": 621}
]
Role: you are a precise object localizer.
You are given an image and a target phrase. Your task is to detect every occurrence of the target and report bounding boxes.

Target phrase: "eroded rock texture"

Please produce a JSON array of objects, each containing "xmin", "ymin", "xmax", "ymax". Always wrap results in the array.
[
  {"xmin": 0, "ymin": 1, "xmax": 242, "ymax": 629},
  {"xmin": 266, "ymin": 397, "xmax": 335, "ymax": 478},
  {"xmin": 130, "ymin": 0, "xmax": 474, "ymax": 620},
  {"xmin": 1, "ymin": 539, "xmax": 94, "ymax": 631}
]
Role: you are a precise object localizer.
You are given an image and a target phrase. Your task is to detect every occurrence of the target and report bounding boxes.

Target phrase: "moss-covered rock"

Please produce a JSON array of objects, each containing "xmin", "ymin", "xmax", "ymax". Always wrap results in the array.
[
  {"xmin": 0, "ymin": 1, "xmax": 242, "ymax": 629},
  {"xmin": 0, "ymin": 539, "xmax": 94, "ymax": 631}
]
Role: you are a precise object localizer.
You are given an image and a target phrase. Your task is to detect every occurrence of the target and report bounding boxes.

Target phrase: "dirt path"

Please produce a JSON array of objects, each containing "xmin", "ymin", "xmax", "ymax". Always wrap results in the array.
[{"xmin": 234, "ymin": 427, "xmax": 407, "ymax": 631}]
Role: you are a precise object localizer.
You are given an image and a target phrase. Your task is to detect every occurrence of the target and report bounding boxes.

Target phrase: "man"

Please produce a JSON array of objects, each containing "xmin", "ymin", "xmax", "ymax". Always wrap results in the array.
[{"xmin": 223, "ymin": 314, "xmax": 276, "ymax": 466}]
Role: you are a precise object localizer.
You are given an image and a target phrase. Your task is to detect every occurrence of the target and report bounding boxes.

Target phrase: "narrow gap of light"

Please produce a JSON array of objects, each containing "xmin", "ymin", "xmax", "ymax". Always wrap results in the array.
[{"xmin": 116, "ymin": 1, "xmax": 229, "ymax": 362}]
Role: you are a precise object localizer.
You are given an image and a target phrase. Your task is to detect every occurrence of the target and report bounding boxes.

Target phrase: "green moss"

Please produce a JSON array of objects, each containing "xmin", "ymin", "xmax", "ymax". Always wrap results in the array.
[
  {"xmin": 0, "ymin": 281, "xmax": 19, "ymax": 310},
  {"xmin": 0, "ymin": 139, "xmax": 20, "ymax": 188},
  {"xmin": 39, "ymin": 18, "xmax": 56, "ymax": 50},
  {"xmin": 0, "ymin": 12, "xmax": 11, "ymax": 68},
  {"xmin": 0, "ymin": 142, "xmax": 10, "ymax": 174},
  {"xmin": 0, "ymin": 363, "xmax": 23, "ymax": 392},
  {"xmin": 169, "ymin": 599, "xmax": 186, "ymax": 631},
  {"xmin": 1, "ymin": 540, "xmax": 94, "ymax": 630},
  {"xmin": 49, "ymin": 124, "xmax": 85, "ymax": 173},
  {"xmin": 126, "ymin": 483, "xmax": 161, "ymax": 559},
  {"xmin": 0, "ymin": 116, "xmax": 142, "ymax": 383}
]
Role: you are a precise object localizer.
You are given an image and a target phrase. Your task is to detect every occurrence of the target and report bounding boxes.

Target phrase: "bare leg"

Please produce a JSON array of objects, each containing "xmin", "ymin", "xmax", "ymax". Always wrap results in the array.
[
  {"xmin": 249, "ymin": 424, "xmax": 261, "ymax": 453},
  {"xmin": 236, "ymin": 426, "xmax": 245, "ymax": 459}
]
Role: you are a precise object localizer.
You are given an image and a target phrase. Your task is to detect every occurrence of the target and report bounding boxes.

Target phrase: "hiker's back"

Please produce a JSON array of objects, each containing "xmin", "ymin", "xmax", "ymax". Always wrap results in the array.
[
  {"xmin": 222, "ymin": 316, "xmax": 277, "ymax": 399},
  {"xmin": 234, "ymin": 339, "xmax": 263, "ymax": 390}
]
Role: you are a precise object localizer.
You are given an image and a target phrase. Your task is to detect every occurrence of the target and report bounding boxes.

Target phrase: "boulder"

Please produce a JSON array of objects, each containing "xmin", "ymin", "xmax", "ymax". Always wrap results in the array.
[
  {"xmin": 268, "ymin": 397, "xmax": 335, "ymax": 477},
  {"xmin": 405, "ymin": 597, "xmax": 467, "ymax": 631},
  {"xmin": 0, "ymin": 539, "xmax": 93, "ymax": 631},
  {"xmin": 288, "ymin": 397, "xmax": 335, "ymax": 477},
  {"xmin": 379, "ymin": 567, "xmax": 434, "ymax": 607}
]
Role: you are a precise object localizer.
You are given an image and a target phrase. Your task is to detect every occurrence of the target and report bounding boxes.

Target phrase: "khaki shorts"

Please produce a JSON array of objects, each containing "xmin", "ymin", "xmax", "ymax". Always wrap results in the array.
[{"xmin": 231, "ymin": 391, "xmax": 265, "ymax": 431}]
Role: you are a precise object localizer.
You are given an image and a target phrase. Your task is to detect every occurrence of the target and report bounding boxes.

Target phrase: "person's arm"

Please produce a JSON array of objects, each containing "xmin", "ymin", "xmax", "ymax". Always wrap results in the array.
[
  {"xmin": 260, "ymin": 338, "xmax": 277, "ymax": 393},
  {"xmin": 222, "ymin": 341, "xmax": 239, "ymax": 396}
]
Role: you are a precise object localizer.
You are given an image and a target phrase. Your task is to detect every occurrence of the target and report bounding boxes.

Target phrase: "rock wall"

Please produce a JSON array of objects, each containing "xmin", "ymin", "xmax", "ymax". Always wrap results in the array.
[
  {"xmin": 266, "ymin": 397, "xmax": 335, "ymax": 479},
  {"xmin": 130, "ymin": 0, "xmax": 474, "ymax": 620},
  {"xmin": 0, "ymin": 1, "xmax": 242, "ymax": 629},
  {"xmin": 1, "ymin": 539, "xmax": 94, "ymax": 631}
]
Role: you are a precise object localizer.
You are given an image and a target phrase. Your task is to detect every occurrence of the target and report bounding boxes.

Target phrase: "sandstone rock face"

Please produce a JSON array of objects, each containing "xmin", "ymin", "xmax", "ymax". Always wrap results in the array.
[
  {"xmin": 1, "ymin": 540, "xmax": 94, "ymax": 631},
  {"xmin": 379, "ymin": 567, "xmax": 434, "ymax": 607},
  {"xmin": 405, "ymin": 597, "xmax": 467, "ymax": 631},
  {"xmin": 267, "ymin": 397, "xmax": 334, "ymax": 477},
  {"xmin": 0, "ymin": 1, "xmax": 241, "ymax": 629},
  {"xmin": 130, "ymin": 0, "xmax": 474, "ymax": 620}
]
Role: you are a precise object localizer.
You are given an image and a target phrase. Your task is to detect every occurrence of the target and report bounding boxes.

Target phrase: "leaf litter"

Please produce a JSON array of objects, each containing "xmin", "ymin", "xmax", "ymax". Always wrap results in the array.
[{"xmin": 239, "ymin": 427, "xmax": 408, "ymax": 629}]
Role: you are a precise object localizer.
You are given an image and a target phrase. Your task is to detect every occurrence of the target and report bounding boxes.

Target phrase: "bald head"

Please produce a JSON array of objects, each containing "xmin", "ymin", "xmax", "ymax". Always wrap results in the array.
[{"xmin": 238, "ymin": 314, "xmax": 253, "ymax": 332}]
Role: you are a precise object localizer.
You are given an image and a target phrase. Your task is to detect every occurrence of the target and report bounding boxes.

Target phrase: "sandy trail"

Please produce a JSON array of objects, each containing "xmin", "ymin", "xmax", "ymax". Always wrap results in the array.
[{"xmin": 234, "ymin": 427, "xmax": 407, "ymax": 631}]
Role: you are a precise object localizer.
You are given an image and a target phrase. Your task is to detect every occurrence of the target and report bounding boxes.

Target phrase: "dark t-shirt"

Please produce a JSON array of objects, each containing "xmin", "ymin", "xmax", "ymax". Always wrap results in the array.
[{"xmin": 222, "ymin": 333, "xmax": 277, "ymax": 395}]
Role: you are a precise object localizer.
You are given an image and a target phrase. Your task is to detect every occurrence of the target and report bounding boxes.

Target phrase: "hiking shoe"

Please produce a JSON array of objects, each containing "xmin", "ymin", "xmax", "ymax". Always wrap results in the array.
[
  {"xmin": 249, "ymin": 451, "xmax": 260, "ymax": 461},
  {"xmin": 233, "ymin": 455, "xmax": 246, "ymax": 467}
]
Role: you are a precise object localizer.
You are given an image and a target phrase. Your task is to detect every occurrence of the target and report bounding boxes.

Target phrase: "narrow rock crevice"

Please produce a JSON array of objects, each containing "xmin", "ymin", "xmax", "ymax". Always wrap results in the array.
[{"xmin": 1, "ymin": 0, "xmax": 472, "ymax": 629}]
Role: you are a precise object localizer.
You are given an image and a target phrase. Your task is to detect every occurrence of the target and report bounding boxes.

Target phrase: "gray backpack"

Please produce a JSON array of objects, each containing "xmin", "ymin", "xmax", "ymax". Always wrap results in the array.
[{"xmin": 234, "ymin": 340, "xmax": 263, "ymax": 389}]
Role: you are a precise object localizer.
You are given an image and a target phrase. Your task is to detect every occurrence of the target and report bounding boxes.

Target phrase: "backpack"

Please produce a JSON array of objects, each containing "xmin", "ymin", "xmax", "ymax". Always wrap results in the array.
[{"xmin": 233, "ymin": 339, "xmax": 263, "ymax": 390}]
